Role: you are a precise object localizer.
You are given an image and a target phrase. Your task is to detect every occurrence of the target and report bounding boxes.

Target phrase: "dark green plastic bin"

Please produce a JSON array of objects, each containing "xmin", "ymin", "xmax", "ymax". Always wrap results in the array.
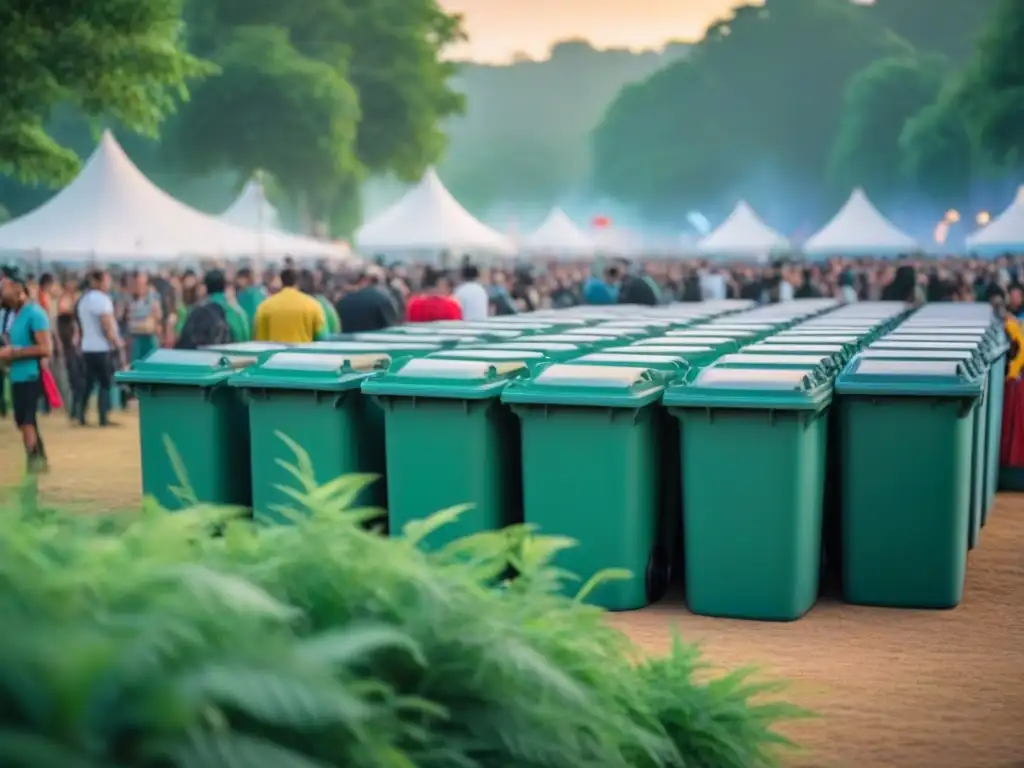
[
  {"xmin": 362, "ymin": 357, "xmax": 528, "ymax": 549},
  {"xmin": 115, "ymin": 350, "xmax": 253, "ymax": 510},
  {"xmin": 835, "ymin": 358, "xmax": 983, "ymax": 608},
  {"xmin": 201, "ymin": 341, "xmax": 291, "ymax": 357},
  {"xmin": 665, "ymin": 366, "xmax": 833, "ymax": 621},
  {"xmin": 459, "ymin": 342, "xmax": 583, "ymax": 361},
  {"xmin": 228, "ymin": 352, "xmax": 390, "ymax": 524},
  {"xmin": 502, "ymin": 364, "xmax": 671, "ymax": 611},
  {"xmin": 617, "ymin": 344, "xmax": 724, "ymax": 367}
]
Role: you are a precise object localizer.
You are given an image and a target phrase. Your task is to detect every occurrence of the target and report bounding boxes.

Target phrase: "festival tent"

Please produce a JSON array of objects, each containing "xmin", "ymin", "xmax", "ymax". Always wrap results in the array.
[
  {"xmin": 0, "ymin": 132, "xmax": 344, "ymax": 261},
  {"xmin": 697, "ymin": 201, "xmax": 789, "ymax": 258},
  {"xmin": 219, "ymin": 177, "xmax": 351, "ymax": 260},
  {"xmin": 803, "ymin": 188, "xmax": 919, "ymax": 257},
  {"xmin": 966, "ymin": 186, "xmax": 1024, "ymax": 254},
  {"xmin": 355, "ymin": 168, "xmax": 515, "ymax": 255},
  {"xmin": 220, "ymin": 177, "xmax": 280, "ymax": 230},
  {"xmin": 522, "ymin": 208, "xmax": 594, "ymax": 255}
]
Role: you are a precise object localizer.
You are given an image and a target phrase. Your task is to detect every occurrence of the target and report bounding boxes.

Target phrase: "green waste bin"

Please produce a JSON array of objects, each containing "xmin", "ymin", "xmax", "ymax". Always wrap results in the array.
[
  {"xmin": 664, "ymin": 366, "xmax": 833, "ymax": 621},
  {"xmin": 459, "ymin": 342, "xmax": 583, "ymax": 360},
  {"xmin": 615, "ymin": 344, "xmax": 724, "ymax": 367},
  {"xmin": 860, "ymin": 346, "xmax": 989, "ymax": 547},
  {"xmin": 286, "ymin": 340, "xmax": 441, "ymax": 356},
  {"xmin": 835, "ymin": 358, "xmax": 984, "ymax": 608},
  {"xmin": 428, "ymin": 348, "xmax": 547, "ymax": 368},
  {"xmin": 714, "ymin": 352, "xmax": 838, "ymax": 374},
  {"xmin": 744, "ymin": 342, "xmax": 850, "ymax": 364},
  {"xmin": 344, "ymin": 332, "xmax": 468, "ymax": 347},
  {"xmin": 637, "ymin": 336, "xmax": 741, "ymax": 354},
  {"xmin": 571, "ymin": 352, "xmax": 690, "ymax": 375},
  {"xmin": 115, "ymin": 350, "xmax": 254, "ymax": 510},
  {"xmin": 501, "ymin": 363, "xmax": 671, "ymax": 610},
  {"xmin": 228, "ymin": 352, "xmax": 390, "ymax": 524},
  {"xmin": 202, "ymin": 341, "xmax": 291, "ymax": 357},
  {"xmin": 394, "ymin": 326, "xmax": 517, "ymax": 341},
  {"xmin": 527, "ymin": 333, "xmax": 619, "ymax": 346},
  {"xmin": 361, "ymin": 357, "xmax": 528, "ymax": 549},
  {"xmin": 668, "ymin": 328, "xmax": 762, "ymax": 342}
]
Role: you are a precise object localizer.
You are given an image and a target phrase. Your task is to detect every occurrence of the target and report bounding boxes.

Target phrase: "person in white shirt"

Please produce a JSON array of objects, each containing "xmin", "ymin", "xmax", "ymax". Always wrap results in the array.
[
  {"xmin": 699, "ymin": 267, "xmax": 727, "ymax": 301},
  {"xmin": 76, "ymin": 270, "xmax": 123, "ymax": 427},
  {"xmin": 453, "ymin": 263, "xmax": 490, "ymax": 321}
]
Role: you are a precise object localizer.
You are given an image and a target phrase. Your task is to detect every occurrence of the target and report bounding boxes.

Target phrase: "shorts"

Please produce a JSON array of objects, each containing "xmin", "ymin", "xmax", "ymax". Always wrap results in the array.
[{"xmin": 11, "ymin": 379, "xmax": 42, "ymax": 428}]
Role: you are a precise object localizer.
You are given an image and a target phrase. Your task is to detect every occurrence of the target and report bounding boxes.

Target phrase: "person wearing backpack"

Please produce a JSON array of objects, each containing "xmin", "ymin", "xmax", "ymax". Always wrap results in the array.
[{"xmin": 204, "ymin": 270, "xmax": 250, "ymax": 342}]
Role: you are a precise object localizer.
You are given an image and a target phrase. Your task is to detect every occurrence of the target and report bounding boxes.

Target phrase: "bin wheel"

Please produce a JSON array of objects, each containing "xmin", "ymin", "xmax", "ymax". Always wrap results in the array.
[{"xmin": 645, "ymin": 547, "xmax": 671, "ymax": 604}]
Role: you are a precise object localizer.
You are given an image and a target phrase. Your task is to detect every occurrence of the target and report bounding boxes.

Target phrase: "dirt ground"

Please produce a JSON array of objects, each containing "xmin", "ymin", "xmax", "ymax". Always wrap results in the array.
[{"xmin": 2, "ymin": 411, "xmax": 1023, "ymax": 767}]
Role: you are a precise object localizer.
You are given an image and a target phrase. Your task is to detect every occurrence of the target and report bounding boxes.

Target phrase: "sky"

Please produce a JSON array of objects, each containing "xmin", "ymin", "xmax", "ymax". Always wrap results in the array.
[{"xmin": 439, "ymin": 0, "xmax": 753, "ymax": 62}]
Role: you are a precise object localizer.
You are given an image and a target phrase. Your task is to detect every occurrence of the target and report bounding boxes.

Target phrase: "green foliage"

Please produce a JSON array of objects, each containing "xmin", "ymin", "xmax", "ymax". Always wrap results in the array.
[
  {"xmin": 592, "ymin": 0, "xmax": 909, "ymax": 218},
  {"xmin": 169, "ymin": 25, "xmax": 361, "ymax": 216},
  {"xmin": 440, "ymin": 42, "xmax": 688, "ymax": 211},
  {"xmin": 827, "ymin": 54, "xmax": 949, "ymax": 203},
  {"xmin": 0, "ymin": 442, "xmax": 808, "ymax": 767},
  {"xmin": 0, "ymin": 0, "xmax": 210, "ymax": 185}
]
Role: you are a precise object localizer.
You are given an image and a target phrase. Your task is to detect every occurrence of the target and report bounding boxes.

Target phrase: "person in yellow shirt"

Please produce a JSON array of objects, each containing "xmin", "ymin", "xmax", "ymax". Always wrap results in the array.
[{"xmin": 253, "ymin": 267, "xmax": 326, "ymax": 343}]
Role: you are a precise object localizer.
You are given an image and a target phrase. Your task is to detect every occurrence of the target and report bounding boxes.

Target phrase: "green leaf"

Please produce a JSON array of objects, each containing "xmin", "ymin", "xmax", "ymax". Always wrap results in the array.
[
  {"xmin": 0, "ymin": 730, "xmax": 97, "ymax": 768},
  {"xmin": 574, "ymin": 568, "xmax": 633, "ymax": 603},
  {"xmin": 295, "ymin": 625, "xmax": 425, "ymax": 669},
  {"xmin": 401, "ymin": 504, "xmax": 472, "ymax": 546},
  {"xmin": 169, "ymin": 732, "xmax": 334, "ymax": 768}
]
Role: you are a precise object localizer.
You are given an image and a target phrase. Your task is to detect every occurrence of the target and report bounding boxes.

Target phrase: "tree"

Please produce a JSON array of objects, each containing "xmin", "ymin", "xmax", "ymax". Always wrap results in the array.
[
  {"xmin": 0, "ymin": 0, "xmax": 208, "ymax": 184},
  {"xmin": 899, "ymin": 97, "xmax": 977, "ymax": 208},
  {"xmin": 591, "ymin": 0, "xmax": 909, "ymax": 225},
  {"xmin": 954, "ymin": 0, "xmax": 1024, "ymax": 167},
  {"xmin": 868, "ymin": 0, "xmax": 1000, "ymax": 62},
  {"xmin": 170, "ymin": 26, "xmax": 360, "ymax": 224},
  {"xmin": 827, "ymin": 54, "xmax": 948, "ymax": 204},
  {"xmin": 441, "ymin": 41, "xmax": 686, "ymax": 212},
  {"xmin": 173, "ymin": 0, "xmax": 464, "ymax": 233}
]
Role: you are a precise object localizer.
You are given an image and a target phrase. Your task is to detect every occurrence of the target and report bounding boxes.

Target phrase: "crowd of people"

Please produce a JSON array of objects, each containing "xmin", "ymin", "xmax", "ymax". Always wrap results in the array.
[{"xmin": 1, "ymin": 253, "xmax": 1021, "ymax": 474}]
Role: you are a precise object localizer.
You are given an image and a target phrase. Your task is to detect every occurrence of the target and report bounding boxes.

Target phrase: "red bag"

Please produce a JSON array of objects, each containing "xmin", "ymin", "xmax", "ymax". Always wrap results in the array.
[{"xmin": 41, "ymin": 367, "xmax": 63, "ymax": 410}]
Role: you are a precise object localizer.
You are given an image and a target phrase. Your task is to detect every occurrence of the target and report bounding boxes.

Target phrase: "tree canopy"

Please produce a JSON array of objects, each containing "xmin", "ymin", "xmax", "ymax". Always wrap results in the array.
[{"xmin": 0, "ymin": 0, "xmax": 208, "ymax": 184}]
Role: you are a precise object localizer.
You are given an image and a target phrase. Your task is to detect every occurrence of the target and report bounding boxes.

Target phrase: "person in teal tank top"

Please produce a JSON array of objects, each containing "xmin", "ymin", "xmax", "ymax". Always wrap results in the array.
[
  {"xmin": 234, "ymin": 267, "xmax": 266, "ymax": 327},
  {"xmin": 127, "ymin": 272, "xmax": 163, "ymax": 362}
]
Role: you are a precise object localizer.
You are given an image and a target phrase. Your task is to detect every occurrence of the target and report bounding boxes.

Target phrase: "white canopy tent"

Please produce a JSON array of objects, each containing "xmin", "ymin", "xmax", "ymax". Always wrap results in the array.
[
  {"xmin": 355, "ymin": 168, "xmax": 514, "ymax": 256},
  {"xmin": 966, "ymin": 186, "xmax": 1024, "ymax": 254},
  {"xmin": 697, "ymin": 201, "xmax": 789, "ymax": 259},
  {"xmin": 220, "ymin": 177, "xmax": 280, "ymax": 230},
  {"xmin": 522, "ymin": 208, "xmax": 594, "ymax": 255},
  {"xmin": 803, "ymin": 188, "xmax": 919, "ymax": 257},
  {"xmin": 0, "ymin": 132, "xmax": 346, "ymax": 262},
  {"xmin": 219, "ymin": 177, "xmax": 351, "ymax": 260}
]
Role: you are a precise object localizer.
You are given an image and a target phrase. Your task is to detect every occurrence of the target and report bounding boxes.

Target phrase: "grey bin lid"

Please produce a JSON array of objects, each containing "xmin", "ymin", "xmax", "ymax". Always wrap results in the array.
[
  {"xmin": 431, "ymin": 349, "xmax": 545, "ymax": 360},
  {"xmin": 836, "ymin": 357, "xmax": 984, "ymax": 398}
]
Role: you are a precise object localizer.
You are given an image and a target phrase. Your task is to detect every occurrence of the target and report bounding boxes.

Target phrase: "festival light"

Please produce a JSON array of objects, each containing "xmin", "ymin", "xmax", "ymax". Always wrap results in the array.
[
  {"xmin": 934, "ymin": 221, "xmax": 949, "ymax": 244},
  {"xmin": 976, "ymin": 211, "xmax": 991, "ymax": 226},
  {"xmin": 944, "ymin": 209, "xmax": 960, "ymax": 224}
]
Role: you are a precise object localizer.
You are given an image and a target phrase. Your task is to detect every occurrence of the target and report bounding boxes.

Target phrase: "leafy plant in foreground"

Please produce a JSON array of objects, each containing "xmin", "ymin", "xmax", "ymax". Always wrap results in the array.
[{"xmin": 0, "ymin": 439, "xmax": 810, "ymax": 767}]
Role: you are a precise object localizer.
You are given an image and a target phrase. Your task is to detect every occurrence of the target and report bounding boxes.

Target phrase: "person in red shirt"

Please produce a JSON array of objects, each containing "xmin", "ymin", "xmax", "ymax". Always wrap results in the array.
[{"xmin": 405, "ymin": 267, "xmax": 463, "ymax": 322}]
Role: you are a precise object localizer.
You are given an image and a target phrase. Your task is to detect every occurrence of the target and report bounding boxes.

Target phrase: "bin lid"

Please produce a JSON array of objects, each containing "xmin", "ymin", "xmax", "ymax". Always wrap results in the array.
[
  {"xmin": 115, "ymin": 349, "xmax": 249, "ymax": 387},
  {"xmin": 871, "ymin": 340, "xmax": 978, "ymax": 350},
  {"xmin": 705, "ymin": 323, "xmax": 777, "ymax": 330},
  {"xmin": 861, "ymin": 348, "xmax": 976, "ymax": 360},
  {"xmin": 560, "ymin": 328, "xmax": 635, "ymax": 337},
  {"xmin": 836, "ymin": 357, "xmax": 984, "ymax": 398},
  {"xmin": 500, "ymin": 363, "xmax": 666, "ymax": 409},
  {"xmin": 888, "ymin": 326, "xmax": 991, "ymax": 335},
  {"xmin": 291, "ymin": 340, "xmax": 440, "ymax": 353},
  {"xmin": 350, "ymin": 332, "xmax": 473, "ymax": 344},
  {"xmin": 716, "ymin": 352, "xmax": 836, "ymax": 368},
  {"xmin": 429, "ymin": 349, "xmax": 545, "ymax": 361},
  {"xmin": 201, "ymin": 341, "xmax": 290, "ymax": 354},
  {"xmin": 620, "ymin": 344, "xmax": 718, "ymax": 356},
  {"xmin": 744, "ymin": 342, "xmax": 845, "ymax": 354},
  {"xmin": 667, "ymin": 328, "xmax": 759, "ymax": 338},
  {"xmin": 768, "ymin": 334, "xmax": 860, "ymax": 344},
  {"xmin": 229, "ymin": 351, "xmax": 387, "ymax": 391},
  {"xmin": 639, "ymin": 336, "xmax": 738, "ymax": 348},
  {"xmin": 397, "ymin": 326, "xmax": 520, "ymax": 339},
  {"xmin": 361, "ymin": 356, "xmax": 526, "ymax": 400},
  {"xmin": 526, "ymin": 334, "xmax": 600, "ymax": 343},
  {"xmin": 573, "ymin": 352, "xmax": 690, "ymax": 373},
  {"xmin": 466, "ymin": 341, "xmax": 580, "ymax": 352},
  {"xmin": 662, "ymin": 365, "xmax": 831, "ymax": 412}
]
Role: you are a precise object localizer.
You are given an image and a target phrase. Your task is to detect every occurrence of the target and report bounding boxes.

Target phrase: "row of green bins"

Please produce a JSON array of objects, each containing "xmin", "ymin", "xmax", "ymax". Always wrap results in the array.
[
  {"xmin": 872, "ymin": 336, "xmax": 991, "ymax": 538},
  {"xmin": 664, "ymin": 365, "xmax": 835, "ymax": 620},
  {"xmin": 116, "ymin": 350, "xmax": 257, "ymax": 511},
  {"xmin": 228, "ymin": 351, "xmax": 391, "ymax": 523},
  {"xmin": 858, "ymin": 346, "xmax": 987, "ymax": 549},
  {"xmin": 835, "ymin": 356, "xmax": 984, "ymax": 608},
  {"xmin": 896, "ymin": 313, "xmax": 1008, "ymax": 522},
  {"xmin": 394, "ymin": 325, "xmax": 524, "ymax": 341},
  {"xmin": 343, "ymin": 332, "xmax": 468, "ymax": 348},
  {"xmin": 501, "ymin": 363, "xmax": 672, "ymax": 610},
  {"xmin": 361, "ymin": 357, "xmax": 529, "ymax": 549},
  {"xmin": 203, "ymin": 341, "xmax": 291, "ymax": 358}
]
